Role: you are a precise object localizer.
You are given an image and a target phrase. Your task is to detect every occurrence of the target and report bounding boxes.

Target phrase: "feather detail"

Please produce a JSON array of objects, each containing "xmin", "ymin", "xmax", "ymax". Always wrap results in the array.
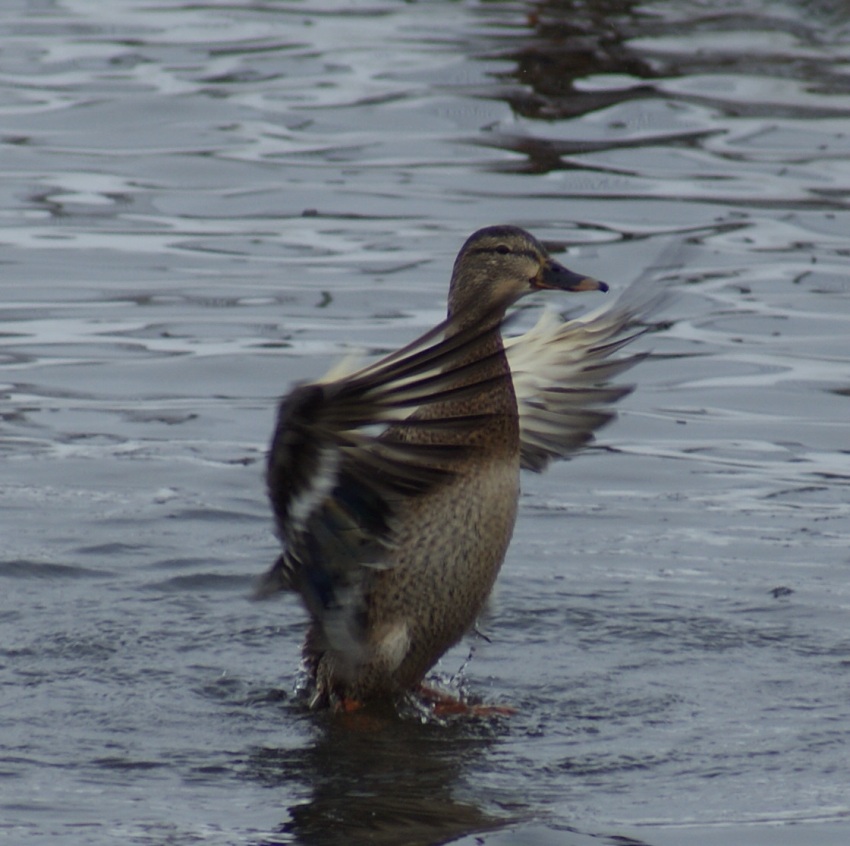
[
  {"xmin": 260, "ymin": 310, "xmax": 509, "ymax": 633},
  {"xmin": 507, "ymin": 281, "xmax": 667, "ymax": 472}
]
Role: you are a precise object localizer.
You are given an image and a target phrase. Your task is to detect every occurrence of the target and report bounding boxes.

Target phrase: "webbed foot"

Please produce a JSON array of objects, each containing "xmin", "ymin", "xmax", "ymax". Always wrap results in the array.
[{"xmin": 417, "ymin": 683, "xmax": 516, "ymax": 717}]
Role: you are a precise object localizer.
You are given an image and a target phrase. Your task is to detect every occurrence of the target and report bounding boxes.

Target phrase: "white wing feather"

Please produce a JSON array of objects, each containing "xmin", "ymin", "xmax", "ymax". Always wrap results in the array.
[{"xmin": 507, "ymin": 281, "xmax": 666, "ymax": 471}]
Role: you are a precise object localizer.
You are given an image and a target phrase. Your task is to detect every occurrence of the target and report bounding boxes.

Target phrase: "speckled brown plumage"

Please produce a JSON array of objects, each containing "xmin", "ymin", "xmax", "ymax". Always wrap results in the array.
[{"xmin": 261, "ymin": 225, "xmax": 657, "ymax": 710}]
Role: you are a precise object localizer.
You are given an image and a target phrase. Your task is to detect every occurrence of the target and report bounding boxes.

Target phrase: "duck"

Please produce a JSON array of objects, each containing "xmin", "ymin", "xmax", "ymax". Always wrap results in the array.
[{"xmin": 260, "ymin": 225, "xmax": 657, "ymax": 712}]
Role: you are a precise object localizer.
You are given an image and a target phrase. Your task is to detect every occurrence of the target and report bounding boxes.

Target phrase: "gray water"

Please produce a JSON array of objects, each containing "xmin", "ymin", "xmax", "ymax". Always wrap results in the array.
[{"xmin": 2, "ymin": 1, "xmax": 850, "ymax": 844}]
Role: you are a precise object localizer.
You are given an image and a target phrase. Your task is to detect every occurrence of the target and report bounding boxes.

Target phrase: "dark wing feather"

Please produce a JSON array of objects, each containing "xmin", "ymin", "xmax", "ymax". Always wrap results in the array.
[{"xmin": 259, "ymin": 312, "xmax": 504, "ymax": 627}]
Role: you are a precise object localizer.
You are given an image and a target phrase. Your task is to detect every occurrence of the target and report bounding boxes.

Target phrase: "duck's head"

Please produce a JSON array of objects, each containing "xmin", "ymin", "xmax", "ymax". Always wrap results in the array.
[{"xmin": 447, "ymin": 225, "xmax": 608, "ymax": 324}]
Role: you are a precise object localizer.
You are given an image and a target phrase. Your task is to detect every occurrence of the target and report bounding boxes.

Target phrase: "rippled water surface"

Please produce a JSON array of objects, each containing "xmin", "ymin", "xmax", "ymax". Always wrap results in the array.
[{"xmin": 2, "ymin": 1, "xmax": 850, "ymax": 844}]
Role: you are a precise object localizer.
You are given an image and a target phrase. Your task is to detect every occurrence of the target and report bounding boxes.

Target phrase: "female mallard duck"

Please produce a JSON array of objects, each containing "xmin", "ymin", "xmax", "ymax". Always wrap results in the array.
[{"xmin": 261, "ymin": 225, "xmax": 655, "ymax": 711}]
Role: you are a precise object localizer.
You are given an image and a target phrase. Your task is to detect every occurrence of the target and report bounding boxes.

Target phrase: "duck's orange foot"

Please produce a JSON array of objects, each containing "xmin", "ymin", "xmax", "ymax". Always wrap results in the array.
[
  {"xmin": 326, "ymin": 695, "xmax": 395, "ymax": 731},
  {"xmin": 417, "ymin": 683, "xmax": 517, "ymax": 718},
  {"xmin": 339, "ymin": 696, "xmax": 364, "ymax": 713}
]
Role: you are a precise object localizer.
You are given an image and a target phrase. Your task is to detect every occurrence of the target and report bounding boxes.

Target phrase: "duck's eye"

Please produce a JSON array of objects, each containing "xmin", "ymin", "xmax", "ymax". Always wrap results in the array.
[{"xmin": 495, "ymin": 244, "xmax": 511, "ymax": 255}]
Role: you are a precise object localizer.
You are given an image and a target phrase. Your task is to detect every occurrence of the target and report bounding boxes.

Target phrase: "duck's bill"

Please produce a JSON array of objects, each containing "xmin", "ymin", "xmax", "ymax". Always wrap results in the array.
[{"xmin": 534, "ymin": 260, "xmax": 609, "ymax": 293}]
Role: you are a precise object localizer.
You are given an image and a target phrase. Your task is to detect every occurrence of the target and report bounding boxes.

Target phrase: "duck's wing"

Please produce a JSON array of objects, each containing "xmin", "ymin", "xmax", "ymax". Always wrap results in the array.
[
  {"xmin": 259, "ymin": 312, "xmax": 504, "ymax": 625},
  {"xmin": 507, "ymin": 282, "xmax": 665, "ymax": 472}
]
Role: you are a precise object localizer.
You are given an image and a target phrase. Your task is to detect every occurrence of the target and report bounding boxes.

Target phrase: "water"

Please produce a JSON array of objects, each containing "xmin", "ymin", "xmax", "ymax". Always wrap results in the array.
[{"xmin": 2, "ymin": 0, "xmax": 850, "ymax": 843}]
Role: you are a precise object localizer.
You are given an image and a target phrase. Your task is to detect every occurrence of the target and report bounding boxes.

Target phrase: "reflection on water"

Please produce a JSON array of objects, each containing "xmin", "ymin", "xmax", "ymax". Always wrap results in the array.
[
  {"xmin": 248, "ymin": 711, "xmax": 510, "ymax": 846},
  {"xmin": 2, "ymin": 0, "xmax": 850, "ymax": 844}
]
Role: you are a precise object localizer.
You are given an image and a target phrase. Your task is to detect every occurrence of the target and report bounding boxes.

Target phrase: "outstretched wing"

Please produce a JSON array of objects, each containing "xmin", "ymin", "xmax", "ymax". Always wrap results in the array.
[
  {"xmin": 259, "ymin": 311, "xmax": 505, "ymax": 628},
  {"xmin": 507, "ymin": 282, "xmax": 666, "ymax": 472}
]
